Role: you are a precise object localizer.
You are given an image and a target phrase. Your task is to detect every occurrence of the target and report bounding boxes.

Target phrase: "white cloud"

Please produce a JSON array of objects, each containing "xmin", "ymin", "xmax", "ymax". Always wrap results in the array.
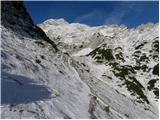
[
  {"xmin": 74, "ymin": 2, "xmax": 143, "ymax": 26},
  {"xmin": 74, "ymin": 10, "xmax": 105, "ymax": 23},
  {"xmin": 104, "ymin": 11, "xmax": 127, "ymax": 24},
  {"xmin": 104, "ymin": 2, "xmax": 138, "ymax": 25}
]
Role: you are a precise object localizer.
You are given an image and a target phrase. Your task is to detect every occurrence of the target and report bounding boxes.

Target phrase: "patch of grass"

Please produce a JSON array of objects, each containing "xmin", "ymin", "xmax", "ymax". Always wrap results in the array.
[
  {"xmin": 139, "ymin": 54, "xmax": 149, "ymax": 63},
  {"xmin": 133, "ymin": 65, "xmax": 148, "ymax": 72},
  {"xmin": 86, "ymin": 69, "xmax": 90, "ymax": 72},
  {"xmin": 153, "ymin": 55, "xmax": 158, "ymax": 60},
  {"xmin": 40, "ymin": 55, "xmax": 45, "ymax": 59},
  {"xmin": 125, "ymin": 80, "xmax": 149, "ymax": 104},
  {"xmin": 110, "ymin": 63, "xmax": 149, "ymax": 104},
  {"xmin": 95, "ymin": 56, "xmax": 101, "ymax": 60},
  {"xmin": 59, "ymin": 70, "xmax": 64, "ymax": 74},
  {"xmin": 35, "ymin": 58, "xmax": 41, "ymax": 64},
  {"xmin": 152, "ymin": 64, "xmax": 159, "ymax": 75},
  {"xmin": 87, "ymin": 47, "xmax": 114, "ymax": 63},
  {"xmin": 153, "ymin": 88, "xmax": 159, "ymax": 98},
  {"xmin": 147, "ymin": 79, "xmax": 157, "ymax": 91},
  {"xmin": 132, "ymin": 51, "xmax": 141, "ymax": 58},
  {"xmin": 81, "ymin": 63, "xmax": 86, "ymax": 67},
  {"xmin": 109, "ymin": 62, "xmax": 118, "ymax": 68},
  {"xmin": 103, "ymin": 105, "xmax": 109, "ymax": 113},
  {"xmin": 79, "ymin": 45, "xmax": 83, "ymax": 48},
  {"xmin": 107, "ymin": 76, "xmax": 112, "ymax": 80},
  {"xmin": 144, "ymin": 108, "xmax": 149, "ymax": 111},
  {"xmin": 134, "ymin": 66, "xmax": 141, "ymax": 70},
  {"xmin": 124, "ymin": 114, "xmax": 129, "ymax": 118},
  {"xmin": 135, "ymin": 42, "xmax": 147, "ymax": 49},
  {"xmin": 152, "ymin": 40, "xmax": 159, "ymax": 52},
  {"xmin": 141, "ymin": 65, "xmax": 148, "ymax": 72},
  {"xmin": 111, "ymin": 65, "xmax": 135, "ymax": 80},
  {"xmin": 55, "ymin": 93, "xmax": 60, "ymax": 97},
  {"xmin": 114, "ymin": 47, "xmax": 122, "ymax": 50},
  {"xmin": 115, "ymin": 52, "xmax": 125, "ymax": 62}
]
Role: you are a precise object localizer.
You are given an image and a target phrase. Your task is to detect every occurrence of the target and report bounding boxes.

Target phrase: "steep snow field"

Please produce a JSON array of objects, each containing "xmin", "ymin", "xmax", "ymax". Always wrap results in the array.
[{"xmin": 1, "ymin": 1, "xmax": 159, "ymax": 119}]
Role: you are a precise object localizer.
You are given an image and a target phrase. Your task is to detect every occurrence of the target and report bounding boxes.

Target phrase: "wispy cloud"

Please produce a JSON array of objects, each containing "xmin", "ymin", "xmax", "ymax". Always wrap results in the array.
[
  {"xmin": 104, "ymin": 2, "xmax": 137, "ymax": 25},
  {"xmin": 74, "ymin": 2, "xmax": 142, "ymax": 26},
  {"xmin": 74, "ymin": 10, "xmax": 106, "ymax": 25},
  {"xmin": 104, "ymin": 11, "xmax": 127, "ymax": 24}
]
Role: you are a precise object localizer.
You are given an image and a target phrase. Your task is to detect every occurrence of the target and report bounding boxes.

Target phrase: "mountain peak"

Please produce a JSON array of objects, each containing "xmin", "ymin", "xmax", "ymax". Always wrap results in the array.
[{"xmin": 41, "ymin": 18, "xmax": 69, "ymax": 26}]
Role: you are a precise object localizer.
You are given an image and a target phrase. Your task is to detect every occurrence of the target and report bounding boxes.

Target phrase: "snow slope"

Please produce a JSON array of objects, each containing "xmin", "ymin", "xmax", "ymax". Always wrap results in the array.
[
  {"xmin": 40, "ymin": 14, "xmax": 159, "ymax": 119},
  {"xmin": 1, "ymin": 1, "xmax": 159, "ymax": 119}
]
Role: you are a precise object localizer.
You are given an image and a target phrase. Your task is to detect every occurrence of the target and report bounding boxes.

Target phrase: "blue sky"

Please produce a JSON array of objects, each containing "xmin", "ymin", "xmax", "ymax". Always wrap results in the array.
[{"xmin": 24, "ymin": 1, "xmax": 159, "ymax": 28}]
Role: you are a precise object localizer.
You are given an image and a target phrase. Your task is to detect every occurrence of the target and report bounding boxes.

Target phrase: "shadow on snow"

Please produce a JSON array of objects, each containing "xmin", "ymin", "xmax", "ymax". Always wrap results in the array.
[{"xmin": 1, "ymin": 71, "xmax": 52, "ymax": 104}]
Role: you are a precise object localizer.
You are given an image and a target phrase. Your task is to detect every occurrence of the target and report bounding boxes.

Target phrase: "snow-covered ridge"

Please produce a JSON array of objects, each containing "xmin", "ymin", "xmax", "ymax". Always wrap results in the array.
[
  {"xmin": 1, "ymin": 1, "xmax": 159, "ymax": 119},
  {"xmin": 39, "ymin": 14, "xmax": 159, "ymax": 118}
]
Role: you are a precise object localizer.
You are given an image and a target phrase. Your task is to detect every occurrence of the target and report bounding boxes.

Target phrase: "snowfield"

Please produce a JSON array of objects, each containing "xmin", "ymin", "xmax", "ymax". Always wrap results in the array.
[{"xmin": 1, "ymin": 1, "xmax": 159, "ymax": 119}]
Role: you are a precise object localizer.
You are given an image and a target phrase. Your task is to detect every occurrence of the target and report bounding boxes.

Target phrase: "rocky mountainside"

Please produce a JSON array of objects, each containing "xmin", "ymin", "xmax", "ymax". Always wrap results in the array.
[{"xmin": 1, "ymin": 1, "xmax": 159, "ymax": 119}]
